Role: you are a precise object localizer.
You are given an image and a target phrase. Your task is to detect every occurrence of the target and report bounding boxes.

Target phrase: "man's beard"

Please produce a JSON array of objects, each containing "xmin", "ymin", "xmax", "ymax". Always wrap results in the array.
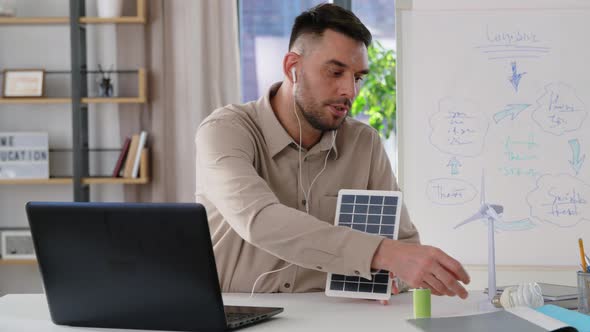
[{"xmin": 295, "ymin": 95, "xmax": 349, "ymax": 132}]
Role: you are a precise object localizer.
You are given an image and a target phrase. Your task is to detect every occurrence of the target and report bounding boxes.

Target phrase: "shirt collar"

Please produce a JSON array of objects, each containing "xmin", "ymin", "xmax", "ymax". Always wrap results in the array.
[
  {"xmin": 257, "ymin": 82, "xmax": 339, "ymax": 160},
  {"xmin": 257, "ymin": 82, "xmax": 294, "ymax": 158}
]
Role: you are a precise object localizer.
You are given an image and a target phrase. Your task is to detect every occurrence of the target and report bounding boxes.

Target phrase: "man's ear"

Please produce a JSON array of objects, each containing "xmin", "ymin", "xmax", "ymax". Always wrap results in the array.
[{"xmin": 283, "ymin": 51, "xmax": 300, "ymax": 84}]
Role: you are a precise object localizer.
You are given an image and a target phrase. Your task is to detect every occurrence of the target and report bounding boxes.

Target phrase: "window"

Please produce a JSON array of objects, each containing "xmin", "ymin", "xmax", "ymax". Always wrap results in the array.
[
  {"xmin": 238, "ymin": 1, "xmax": 395, "ymax": 102},
  {"xmin": 352, "ymin": 0, "xmax": 396, "ymax": 50},
  {"xmin": 238, "ymin": 0, "xmax": 325, "ymax": 102}
]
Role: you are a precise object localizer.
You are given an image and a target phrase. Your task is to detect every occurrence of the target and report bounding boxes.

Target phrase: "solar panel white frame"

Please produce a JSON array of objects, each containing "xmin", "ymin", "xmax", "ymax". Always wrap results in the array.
[{"xmin": 325, "ymin": 189, "xmax": 402, "ymax": 300}]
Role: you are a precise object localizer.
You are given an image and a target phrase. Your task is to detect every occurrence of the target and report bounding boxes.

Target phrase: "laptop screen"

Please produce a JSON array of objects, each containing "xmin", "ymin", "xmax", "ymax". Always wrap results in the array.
[{"xmin": 27, "ymin": 202, "xmax": 229, "ymax": 331}]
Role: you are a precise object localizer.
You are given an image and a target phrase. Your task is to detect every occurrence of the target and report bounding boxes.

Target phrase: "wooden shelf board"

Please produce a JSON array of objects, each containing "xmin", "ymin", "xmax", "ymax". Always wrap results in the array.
[
  {"xmin": 81, "ymin": 97, "xmax": 146, "ymax": 104},
  {"xmin": 0, "ymin": 259, "xmax": 37, "ymax": 265},
  {"xmin": 0, "ymin": 97, "xmax": 145, "ymax": 105},
  {"xmin": 0, "ymin": 178, "xmax": 71, "ymax": 185},
  {"xmin": 0, "ymin": 177, "xmax": 149, "ymax": 185},
  {"xmin": 0, "ymin": 17, "xmax": 69, "ymax": 24},
  {"xmin": 0, "ymin": 16, "xmax": 144, "ymax": 25},
  {"xmin": 82, "ymin": 177, "xmax": 150, "ymax": 185},
  {"xmin": 0, "ymin": 98, "xmax": 71, "ymax": 104},
  {"xmin": 80, "ymin": 17, "xmax": 145, "ymax": 24}
]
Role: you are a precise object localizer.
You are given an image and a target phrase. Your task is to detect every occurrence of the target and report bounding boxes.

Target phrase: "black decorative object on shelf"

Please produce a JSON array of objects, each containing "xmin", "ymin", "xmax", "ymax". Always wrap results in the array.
[{"xmin": 97, "ymin": 64, "xmax": 114, "ymax": 97}]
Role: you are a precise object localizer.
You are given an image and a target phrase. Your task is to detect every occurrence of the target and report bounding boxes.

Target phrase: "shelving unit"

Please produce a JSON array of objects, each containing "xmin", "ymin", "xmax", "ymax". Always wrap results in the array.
[
  {"xmin": 0, "ymin": 0, "xmax": 149, "ymax": 203},
  {"xmin": 0, "ymin": 0, "xmax": 146, "ymax": 25}
]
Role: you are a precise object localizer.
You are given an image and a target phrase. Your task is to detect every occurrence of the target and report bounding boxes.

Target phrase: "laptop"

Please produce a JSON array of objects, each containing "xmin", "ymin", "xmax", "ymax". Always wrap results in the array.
[{"xmin": 26, "ymin": 202, "xmax": 283, "ymax": 331}]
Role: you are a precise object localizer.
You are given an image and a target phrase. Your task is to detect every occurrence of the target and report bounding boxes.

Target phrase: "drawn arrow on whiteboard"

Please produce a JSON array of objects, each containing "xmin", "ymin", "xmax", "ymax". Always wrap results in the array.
[
  {"xmin": 446, "ymin": 157, "xmax": 462, "ymax": 175},
  {"xmin": 493, "ymin": 104, "xmax": 531, "ymax": 124},
  {"xmin": 509, "ymin": 61, "xmax": 526, "ymax": 92},
  {"xmin": 494, "ymin": 218, "xmax": 536, "ymax": 232},
  {"xmin": 569, "ymin": 139, "xmax": 585, "ymax": 175}
]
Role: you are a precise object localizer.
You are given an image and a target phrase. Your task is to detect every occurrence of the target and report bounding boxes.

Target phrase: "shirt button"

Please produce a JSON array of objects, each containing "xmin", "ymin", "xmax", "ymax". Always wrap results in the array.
[
  {"xmin": 354, "ymin": 270, "xmax": 360, "ymax": 275},
  {"xmin": 284, "ymin": 283, "xmax": 291, "ymax": 289}
]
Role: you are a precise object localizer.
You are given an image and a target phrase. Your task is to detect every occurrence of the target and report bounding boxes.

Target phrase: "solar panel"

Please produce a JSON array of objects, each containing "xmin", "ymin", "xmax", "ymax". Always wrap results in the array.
[{"xmin": 325, "ymin": 189, "xmax": 402, "ymax": 301}]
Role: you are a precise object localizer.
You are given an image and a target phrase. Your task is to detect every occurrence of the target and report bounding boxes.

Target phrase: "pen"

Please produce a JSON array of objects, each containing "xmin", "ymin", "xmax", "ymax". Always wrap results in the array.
[{"xmin": 580, "ymin": 238, "xmax": 587, "ymax": 272}]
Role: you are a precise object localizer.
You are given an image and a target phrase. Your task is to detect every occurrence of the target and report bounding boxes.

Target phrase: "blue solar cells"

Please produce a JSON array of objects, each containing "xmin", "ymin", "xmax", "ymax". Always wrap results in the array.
[
  {"xmin": 366, "ymin": 225, "xmax": 380, "ymax": 233},
  {"xmin": 359, "ymin": 283, "xmax": 373, "ymax": 293},
  {"xmin": 368, "ymin": 215, "xmax": 381, "ymax": 224},
  {"xmin": 383, "ymin": 206, "xmax": 397, "ymax": 215},
  {"xmin": 339, "ymin": 214, "xmax": 353, "ymax": 223},
  {"xmin": 373, "ymin": 284, "xmax": 388, "ymax": 294},
  {"xmin": 353, "ymin": 214, "xmax": 366, "ymax": 223},
  {"xmin": 356, "ymin": 195, "xmax": 369, "ymax": 204},
  {"xmin": 342, "ymin": 195, "xmax": 355, "ymax": 204},
  {"xmin": 345, "ymin": 283, "xmax": 359, "ymax": 291},
  {"xmin": 374, "ymin": 273, "xmax": 389, "ymax": 284},
  {"xmin": 369, "ymin": 205, "xmax": 382, "ymax": 214},
  {"xmin": 382, "ymin": 215, "xmax": 395, "ymax": 225},
  {"xmin": 341, "ymin": 204, "xmax": 354, "ymax": 213},
  {"xmin": 352, "ymin": 224, "xmax": 366, "ymax": 232},
  {"xmin": 354, "ymin": 204, "xmax": 368, "ymax": 213},
  {"xmin": 332, "ymin": 274, "xmax": 345, "ymax": 281},
  {"xmin": 370, "ymin": 196, "xmax": 384, "ymax": 204},
  {"xmin": 384, "ymin": 196, "xmax": 398, "ymax": 205},
  {"xmin": 331, "ymin": 281, "xmax": 344, "ymax": 290}
]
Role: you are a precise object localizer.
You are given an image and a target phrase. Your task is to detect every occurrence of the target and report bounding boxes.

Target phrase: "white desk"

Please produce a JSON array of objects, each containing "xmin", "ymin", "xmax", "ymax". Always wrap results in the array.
[{"xmin": 0, "ymin": 292, "xmax": 488, "ymax": 331}]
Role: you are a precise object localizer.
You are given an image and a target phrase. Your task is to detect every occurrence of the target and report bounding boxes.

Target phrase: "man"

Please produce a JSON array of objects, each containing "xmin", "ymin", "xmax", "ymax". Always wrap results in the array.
[{"xmin": 195, "ymin": 4, "xmax": 470, "ymax": 299}]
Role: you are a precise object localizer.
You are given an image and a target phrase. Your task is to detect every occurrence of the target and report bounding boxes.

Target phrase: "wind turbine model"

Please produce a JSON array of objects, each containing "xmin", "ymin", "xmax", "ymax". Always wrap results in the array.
[{"xmin": 454, "ymin": 172, "xmax": 503, "ymax": 311}]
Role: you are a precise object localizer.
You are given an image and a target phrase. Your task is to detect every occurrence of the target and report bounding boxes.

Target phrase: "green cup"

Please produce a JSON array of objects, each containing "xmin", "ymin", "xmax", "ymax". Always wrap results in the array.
[{"xmin": 413, "ymin": 288, "xmax": 432, "ymax": 318}]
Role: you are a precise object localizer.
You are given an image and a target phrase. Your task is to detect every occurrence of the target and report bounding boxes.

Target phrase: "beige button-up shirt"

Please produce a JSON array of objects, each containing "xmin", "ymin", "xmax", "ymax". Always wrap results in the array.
[{"xmin": 195, "ymin": 83, "xmax": 419, "ymax": 293}]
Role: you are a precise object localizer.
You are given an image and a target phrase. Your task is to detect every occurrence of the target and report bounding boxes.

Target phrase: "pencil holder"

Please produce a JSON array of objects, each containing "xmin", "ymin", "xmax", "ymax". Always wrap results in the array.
[{"xmin": 577, "ymin": 271, "xmax": 590, "ymax": 314}]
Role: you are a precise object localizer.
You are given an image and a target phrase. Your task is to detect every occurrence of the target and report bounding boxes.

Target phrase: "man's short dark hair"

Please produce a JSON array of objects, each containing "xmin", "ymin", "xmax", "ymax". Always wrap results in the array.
[{"xmin": 288, "ymin": 3, "xmax": 372, "ymax": 51}]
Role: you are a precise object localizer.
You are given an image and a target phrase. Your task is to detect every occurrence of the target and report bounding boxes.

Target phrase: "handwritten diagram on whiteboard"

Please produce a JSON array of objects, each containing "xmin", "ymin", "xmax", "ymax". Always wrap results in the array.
[{"xmin": 398, "ymin": 8, "xmax": 590, "ymax": 265}]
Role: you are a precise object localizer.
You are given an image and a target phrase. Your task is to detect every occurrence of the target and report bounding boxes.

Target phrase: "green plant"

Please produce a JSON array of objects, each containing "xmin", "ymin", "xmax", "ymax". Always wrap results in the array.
[{"xmin": 351, "ymin": 41, "xmax": 396, "ymax": 139}]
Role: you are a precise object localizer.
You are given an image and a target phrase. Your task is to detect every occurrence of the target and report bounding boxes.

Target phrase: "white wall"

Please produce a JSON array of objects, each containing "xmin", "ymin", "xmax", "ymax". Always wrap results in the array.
[{"xmin": 0, "ymin": 0, "xmax": 126, "ymax": 295}]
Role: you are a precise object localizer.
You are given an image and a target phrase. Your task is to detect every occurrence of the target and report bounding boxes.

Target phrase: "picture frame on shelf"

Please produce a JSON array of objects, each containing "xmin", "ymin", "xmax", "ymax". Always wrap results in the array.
[
  {"xmin": 2, "ymin": 69, "xmax": 45, "ymax": 98},
  {"xmin": 1, "ymin": 230, "xmax": 35, "ymax": 260},
  {"xmin": 0, "ymin": 0, "xmax": 17, "ymax": 17}
]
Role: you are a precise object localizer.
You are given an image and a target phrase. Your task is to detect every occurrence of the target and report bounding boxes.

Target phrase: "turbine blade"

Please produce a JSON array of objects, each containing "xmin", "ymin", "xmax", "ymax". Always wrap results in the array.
[
  {"xmin": 454, "ymin": 212, "xmax": 484, "ymax": 229},
  {"xmin": 481, "ymin": 170, "xmax": 486, "ymax": 205}
]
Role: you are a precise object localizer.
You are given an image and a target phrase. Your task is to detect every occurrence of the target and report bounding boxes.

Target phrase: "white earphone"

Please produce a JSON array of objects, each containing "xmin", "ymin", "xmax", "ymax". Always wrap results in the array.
[{"xmin": 249, "ymin": 63, "xmax": 337, "ymax": 297}]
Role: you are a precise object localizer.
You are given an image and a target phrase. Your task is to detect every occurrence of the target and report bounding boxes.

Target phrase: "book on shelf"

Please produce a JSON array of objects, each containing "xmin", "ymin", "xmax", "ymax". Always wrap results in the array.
[
  {"xmin": 131, "ymin": 131, "xmax": 148, "ymax": 178},
  {"xmin": 111, "ymin": 137, "xmax": 131, "ymax": 177},
  {"xmin": 122, "ymin": 134, "xmax": 140, "ymax": 178},
  {"xmin": 121, "ymin": 131, "xmax": 148, "ymax": 178}
]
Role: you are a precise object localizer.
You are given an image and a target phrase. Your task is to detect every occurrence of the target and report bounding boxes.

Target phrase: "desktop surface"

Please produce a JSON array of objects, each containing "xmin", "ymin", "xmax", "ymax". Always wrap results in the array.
[{"xmin": 0, "ymin": 292, "xmax": 487, "ymax": 332}]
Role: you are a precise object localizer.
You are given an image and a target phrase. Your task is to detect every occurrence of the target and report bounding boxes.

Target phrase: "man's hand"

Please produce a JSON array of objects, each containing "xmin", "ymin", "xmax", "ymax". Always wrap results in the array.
[
  {"xmin": 371, "ymin": 239, "xmax": 470, "ymax": 299},
  {"xmin": 379, "ymin": 272, "xmax": 399, "ymax": 305}
]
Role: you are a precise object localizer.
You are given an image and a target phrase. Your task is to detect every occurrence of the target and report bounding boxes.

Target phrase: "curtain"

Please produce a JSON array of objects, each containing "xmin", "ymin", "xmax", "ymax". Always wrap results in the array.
[{"xmin": 117, "ymin": 0, "xmax": 242, "ymax": 203}]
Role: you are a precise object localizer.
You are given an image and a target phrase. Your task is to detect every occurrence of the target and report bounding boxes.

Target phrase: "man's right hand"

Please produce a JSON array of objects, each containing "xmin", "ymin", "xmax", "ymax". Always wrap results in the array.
[{"xmin": 371, "ymin": 239, "xmax": 470, "ymax": 299}]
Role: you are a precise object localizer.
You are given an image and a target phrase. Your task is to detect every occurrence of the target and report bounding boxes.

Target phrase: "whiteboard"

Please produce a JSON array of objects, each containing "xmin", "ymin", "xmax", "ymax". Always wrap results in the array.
[{"xmin": 397, "ymin": 0, "xmax": 590, "ymax": 266}]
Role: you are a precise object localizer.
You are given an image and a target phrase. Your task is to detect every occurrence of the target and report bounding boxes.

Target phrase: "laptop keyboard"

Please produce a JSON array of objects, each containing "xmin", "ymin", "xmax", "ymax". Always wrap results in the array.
[{"xmin": 226, "ymin": 312, "xmax": 259, "ymax": 322}]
